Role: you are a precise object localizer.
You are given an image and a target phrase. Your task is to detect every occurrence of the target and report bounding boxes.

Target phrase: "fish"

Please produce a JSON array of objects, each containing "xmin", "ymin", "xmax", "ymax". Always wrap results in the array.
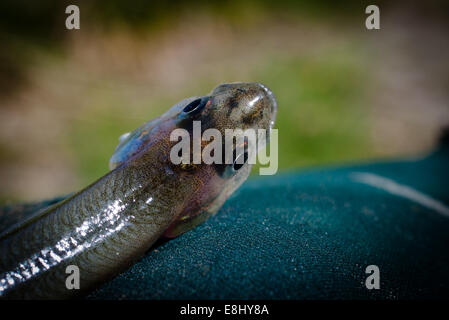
[{"xmin": 0, "ymin": 82, "xmax": 277, "ymax": 299}]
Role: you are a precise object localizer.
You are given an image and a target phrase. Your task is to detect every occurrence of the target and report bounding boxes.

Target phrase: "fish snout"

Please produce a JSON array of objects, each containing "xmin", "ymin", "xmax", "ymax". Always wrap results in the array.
[
  {"xmin": 255, "ymin": 82, "xmax": 277, "ymax": 131},
  {"xmin": 211, "ymin": 82, "xmax": 277, "ymax": 132}
]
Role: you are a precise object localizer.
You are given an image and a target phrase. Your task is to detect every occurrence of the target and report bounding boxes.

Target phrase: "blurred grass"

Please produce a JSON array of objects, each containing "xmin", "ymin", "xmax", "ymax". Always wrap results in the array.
[{"xmin": 254, "ymin": 53, "xmax": 369, "ymax": 171}]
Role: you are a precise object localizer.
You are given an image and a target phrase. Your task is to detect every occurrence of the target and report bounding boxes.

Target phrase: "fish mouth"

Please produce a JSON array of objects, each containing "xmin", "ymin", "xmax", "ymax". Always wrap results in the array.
[{"xmin": 255, "ymin": 82, "xmax": 278, "ymax": 131}]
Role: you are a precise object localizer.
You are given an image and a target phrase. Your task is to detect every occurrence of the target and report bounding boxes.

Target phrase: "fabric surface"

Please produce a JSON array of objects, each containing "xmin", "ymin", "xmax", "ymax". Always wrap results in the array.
[{"xmin": 88, "ymin": 146, "xmax": 449, "ymax": 300}]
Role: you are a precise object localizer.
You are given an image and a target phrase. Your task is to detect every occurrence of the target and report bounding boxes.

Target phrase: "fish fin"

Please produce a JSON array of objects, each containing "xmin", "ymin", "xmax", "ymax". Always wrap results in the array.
[
  {"xmin": 162, "ymin": 210, "xmax": 213, "ymax": 238},
  {"xmin": 109, "ymin": 97, "xmax": 199, "ymax": 170}
]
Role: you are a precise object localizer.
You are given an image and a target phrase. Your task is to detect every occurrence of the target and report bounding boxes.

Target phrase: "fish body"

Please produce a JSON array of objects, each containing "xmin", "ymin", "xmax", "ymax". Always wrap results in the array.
[{"xmin": 0, "ymin": 82, "xmax": 277, "ymax": 299}]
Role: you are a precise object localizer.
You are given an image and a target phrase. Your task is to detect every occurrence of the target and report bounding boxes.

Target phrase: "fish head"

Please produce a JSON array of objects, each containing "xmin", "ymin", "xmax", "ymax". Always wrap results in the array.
[
  {"xmin": 163, "ymin": 82, "xmax": 277, "ymax": 237},
  {"xmin": 109, "ymin": 82, "xmax": 277, "ymax": 238}
]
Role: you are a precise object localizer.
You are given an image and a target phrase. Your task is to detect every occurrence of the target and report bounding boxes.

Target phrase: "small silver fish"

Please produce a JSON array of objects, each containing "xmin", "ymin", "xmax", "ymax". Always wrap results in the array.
[{"xmin": 0, "ymin": 82, "xmax": 277, "ymax": 299}]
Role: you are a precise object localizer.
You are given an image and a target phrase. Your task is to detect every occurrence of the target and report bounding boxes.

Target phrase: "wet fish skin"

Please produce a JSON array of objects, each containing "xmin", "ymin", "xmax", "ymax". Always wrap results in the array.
[{"xmin": 0, "ymin": 82, "xmax": 277, "ymax": 299}]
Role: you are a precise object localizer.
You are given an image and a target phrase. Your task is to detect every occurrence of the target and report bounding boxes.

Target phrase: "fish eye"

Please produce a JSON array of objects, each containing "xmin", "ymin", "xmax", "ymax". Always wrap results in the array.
[
  {"xmin": 183, "ymin": 97, "xmax": 209, "ymax": 114},
  {"xmin": 232, "ymin": 152, "xmax": 248, "ymax": 171}
]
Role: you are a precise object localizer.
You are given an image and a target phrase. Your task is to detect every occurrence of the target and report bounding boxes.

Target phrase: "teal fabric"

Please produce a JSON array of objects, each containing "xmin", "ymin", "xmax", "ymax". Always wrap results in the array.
[{"xmin": 88, "ymin": 147, "xmax": 449, "ymax": 300}]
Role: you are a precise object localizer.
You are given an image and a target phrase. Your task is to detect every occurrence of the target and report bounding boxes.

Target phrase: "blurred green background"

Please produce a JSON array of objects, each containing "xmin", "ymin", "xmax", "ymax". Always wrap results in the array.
[{"xmin": 0, "ymin": 0, "xmax": 448, "ymax": 201}]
